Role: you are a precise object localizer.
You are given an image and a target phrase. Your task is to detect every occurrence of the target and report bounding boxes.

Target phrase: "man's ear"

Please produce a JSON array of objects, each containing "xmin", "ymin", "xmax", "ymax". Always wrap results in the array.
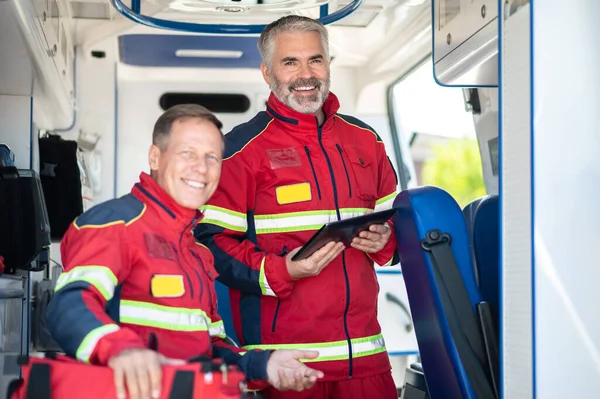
[
  {"xmin": 260, "ymin": 62, "xmax": 271, "ymax": 86},
  {"xmin": 148, "ymin": 145, "xmax": 161, "ymax": 172}
]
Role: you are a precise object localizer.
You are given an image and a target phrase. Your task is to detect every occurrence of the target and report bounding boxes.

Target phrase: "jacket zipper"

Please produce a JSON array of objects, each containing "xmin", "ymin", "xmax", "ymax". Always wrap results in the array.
[
  {"xmin": 304, "ymin": 146, "xmax": 322, "ymax": 200},
  {"xmin": 170, "ymin": 242, "xmax": 195, "ymax": 299},
  {"xmin": 336, "ymin": 144, "xmax": 352, "ymax": 198},
  {"xmin": 316, "ymin": 118, "xmax": 353, "ymax": 378},
  {"xmin": 271, "ymin": 246, "xmax": 288, "ymax": 333}
]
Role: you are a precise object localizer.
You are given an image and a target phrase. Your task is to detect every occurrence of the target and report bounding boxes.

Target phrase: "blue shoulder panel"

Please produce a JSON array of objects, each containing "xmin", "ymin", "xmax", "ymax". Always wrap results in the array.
[
  {"xmin": 224, "ymin": 112, "xmax": 273, "ymax": 159},
  {"xmin": 335, "ymin": 113, "xmax": 383, "ymax": 142},
  {"xmin": 74, "ymin": 194, "xmax": 145, "ymax": 228}
]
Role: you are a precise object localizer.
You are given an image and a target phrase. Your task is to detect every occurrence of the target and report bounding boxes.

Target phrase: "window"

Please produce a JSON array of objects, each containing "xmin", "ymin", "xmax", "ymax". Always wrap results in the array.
[{"xmin": 389, "ymin": 59, "xmax": 485, "ymax": 207}]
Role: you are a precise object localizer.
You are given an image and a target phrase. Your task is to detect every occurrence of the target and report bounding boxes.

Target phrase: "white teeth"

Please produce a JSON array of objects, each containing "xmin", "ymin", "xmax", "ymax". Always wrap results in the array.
[
  {"xmin": 184, "ymin": 180, "xmax": 205, "ymax": 189},
  {"xmin": 294, "ymin": 86, "xmax": 315, "ymax": 91}
]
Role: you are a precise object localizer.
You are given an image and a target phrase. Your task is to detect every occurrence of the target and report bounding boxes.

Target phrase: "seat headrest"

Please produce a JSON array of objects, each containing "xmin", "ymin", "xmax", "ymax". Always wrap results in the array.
[{"xmin": 393, "ymin": 186, "xmax": 481, "ymax": 399}]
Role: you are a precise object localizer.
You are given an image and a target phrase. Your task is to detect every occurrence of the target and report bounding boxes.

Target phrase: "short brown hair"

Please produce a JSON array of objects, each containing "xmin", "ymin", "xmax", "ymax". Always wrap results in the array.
[{"xmin": 152, "ymin": 104, "xmax": 224, "ymax": 151}]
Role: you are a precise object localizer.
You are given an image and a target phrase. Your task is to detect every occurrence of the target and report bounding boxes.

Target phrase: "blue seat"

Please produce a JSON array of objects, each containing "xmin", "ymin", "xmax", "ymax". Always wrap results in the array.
[
  {"xmin": 214, "ymin": 280, "xmax": 240, "ymax": 346},
  {"xmin": 393, "ymin": 186, "xmax": 497, "ymax": 399},
  {"xmin": 463, "ymin": 195, "xmax": 500, "ymax": 321}
]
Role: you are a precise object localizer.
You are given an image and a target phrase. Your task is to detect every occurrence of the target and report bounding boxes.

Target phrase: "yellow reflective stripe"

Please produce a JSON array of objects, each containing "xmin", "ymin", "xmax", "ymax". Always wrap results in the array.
[
  {"xmin": 258, "ymin": 257, "xmax": 276, "ymax": 297},
  {"xmin": 374, "ymin": 192, "xmax": 396, "ymax": 212},
  {"xmin": 254, "ymin": 208, "xmax": 369, "ymax": 234},
  {"xmin": 370, "ymin": 253, "xmax": 395, "ymax": 266},
  {"xmin": 76, "ymin": 324, "xmax": 120, "ymax": 363},
  {"xmin": 243, "ymin": 334, "xmax": 386, "ymax": 362},
  {"xmin": 120, "ymin": 300, "xmax": 210, "ymax": 331},
  {"xmin": 199, "ymin": 205, "xmax": 247, "ymax": 233},
  {"xmin": 55, "ymin": 266, "xmax": 118, "ymax": 301},
  {"xmin": 209, "ymin": 320, "xmax": 226, "ymax": 338}
]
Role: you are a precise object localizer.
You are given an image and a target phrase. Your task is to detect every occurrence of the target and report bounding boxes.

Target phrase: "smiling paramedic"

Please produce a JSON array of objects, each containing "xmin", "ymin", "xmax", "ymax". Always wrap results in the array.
[
  {"xmin": 45, "ymin": 104, "xmax": 325, "ymax": 399},
  {"xmin": 193, "ymin": 16, "xmax": 400, "ymax": 399}
]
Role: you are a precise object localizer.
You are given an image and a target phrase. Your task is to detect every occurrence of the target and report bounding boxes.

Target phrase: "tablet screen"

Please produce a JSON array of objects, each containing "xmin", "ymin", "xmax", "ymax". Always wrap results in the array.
[{"xmin": 291, "ymin": 208, "xmax": 397, "ymax": 261}]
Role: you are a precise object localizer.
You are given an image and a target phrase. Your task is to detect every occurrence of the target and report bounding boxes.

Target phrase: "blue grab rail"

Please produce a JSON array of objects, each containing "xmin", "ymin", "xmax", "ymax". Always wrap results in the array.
[{"xmin": 109, "ymin": 0, "xmax": 363, "ymax": 34}]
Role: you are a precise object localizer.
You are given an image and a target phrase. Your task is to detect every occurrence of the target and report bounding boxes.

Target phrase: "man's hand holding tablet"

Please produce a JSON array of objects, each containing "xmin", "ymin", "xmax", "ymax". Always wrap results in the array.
[
  {"xmin": 349, "ymin": 209, "xmax": 392, "ymax": 254},
  {"xmin": 285, "ymin": 242, "xmax": 346, "ymax": 279}
]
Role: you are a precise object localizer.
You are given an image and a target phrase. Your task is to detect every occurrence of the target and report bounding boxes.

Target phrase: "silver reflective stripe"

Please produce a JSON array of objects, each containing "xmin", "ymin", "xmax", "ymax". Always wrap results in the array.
[
  {"xmin": 374, "ymin": 192, "xmax": 396, "ymax": 212},
  {"xmin": 55, "ymin": 266, "xmax": 118, "ymax": 301},
  {"xmin": 243, "ymin": 334, "xmax": 386, "ymax": 362},
  {"xmin": 200, "ymin": 205, "xmax": 247, "ymax": 232},
  {"xmin": 76, "ymin": 324, "xmax": 120, "ymax": 363},
  {"xmin": 259, "ymin": 257, "xmax": 276, "ymax": 297},
  {"xmin": 254, "ymin": 209, "xmax": 368, "ymax": 234},
  {"xmin": 209, "ymin": 320, "xmax": 226, "ymax": 338},
  {"xmin": 120, "ymin": 300, "xmax": 210, "ymax": 332}
]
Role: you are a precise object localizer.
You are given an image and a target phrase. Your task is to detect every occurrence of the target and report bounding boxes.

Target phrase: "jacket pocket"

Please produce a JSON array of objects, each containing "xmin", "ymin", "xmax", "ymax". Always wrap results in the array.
[{"xmin": 344, "ymin": 147, "xmax": 378, "ymax": 203}]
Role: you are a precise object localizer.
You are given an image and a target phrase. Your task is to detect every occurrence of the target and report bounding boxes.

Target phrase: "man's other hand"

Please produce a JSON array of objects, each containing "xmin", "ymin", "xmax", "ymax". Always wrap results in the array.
[
  {"xmin": 285, "ymin": 242, "xmax": 345, "ymax": 279},
  {"xmin": 350, "ymin": 209, "xmax": 392, "ymax": 254},
  {"xmin": 108, "ymin": 348, "xmax": 185, "ymax": 399},
  {"xmin": 266, "ymin": 350, "xmax": 324, "ymax": 392}
]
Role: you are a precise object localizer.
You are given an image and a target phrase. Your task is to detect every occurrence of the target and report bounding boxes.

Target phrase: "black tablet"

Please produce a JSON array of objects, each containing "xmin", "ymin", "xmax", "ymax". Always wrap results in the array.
[{"xmin": 291, "ymin": 208, "xmax": 397, "ymax": 261}]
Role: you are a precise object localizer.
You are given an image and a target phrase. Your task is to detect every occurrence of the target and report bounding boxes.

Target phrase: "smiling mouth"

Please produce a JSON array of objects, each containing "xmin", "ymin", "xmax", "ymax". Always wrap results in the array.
[
  {"xmin": 293, "ymin": 86, "xmax": 317, "ymax": 92},
  {"xmin": 183, "ymin": 179, "xmax": 205, "ymax": 189}
]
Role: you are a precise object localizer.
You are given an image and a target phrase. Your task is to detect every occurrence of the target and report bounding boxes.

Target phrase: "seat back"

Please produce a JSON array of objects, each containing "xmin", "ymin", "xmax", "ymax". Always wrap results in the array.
[
  {"xmin": 463, "ymin": 195, "xmax": 500, "ymax": 320},
  {"xmin": 393, "ymin": 186, "xmax": 494, "ymax": 399},
  {"xmin": 214, "ymin": 280, "xmax": 240, "ymax": 345}
]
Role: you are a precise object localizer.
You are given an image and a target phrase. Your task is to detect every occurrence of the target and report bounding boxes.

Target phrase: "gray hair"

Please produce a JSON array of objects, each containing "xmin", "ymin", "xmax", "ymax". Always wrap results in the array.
[{"xmin": 258, "ymin": 16, "xmax": 330, "ymax": 68}]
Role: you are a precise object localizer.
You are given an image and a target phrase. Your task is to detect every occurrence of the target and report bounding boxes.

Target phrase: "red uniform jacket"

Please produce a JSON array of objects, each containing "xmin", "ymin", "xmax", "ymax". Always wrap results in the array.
[
  {"xmin": 46, "ymin": 172, "xmax": 270, "ymax": 382},
  {"xmin": 194, "ymin": 92, "xmax": 400, "ymax": 381}
]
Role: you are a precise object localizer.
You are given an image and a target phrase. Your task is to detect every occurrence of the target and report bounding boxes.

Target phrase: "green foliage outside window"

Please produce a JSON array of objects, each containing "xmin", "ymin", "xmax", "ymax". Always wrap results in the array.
[{"xmin": 420, "ymin": 138, "xmax": 487, "ymax": 208}]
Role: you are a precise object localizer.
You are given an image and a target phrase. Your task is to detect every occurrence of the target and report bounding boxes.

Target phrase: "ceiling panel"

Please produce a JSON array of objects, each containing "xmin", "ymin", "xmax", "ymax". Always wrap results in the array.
[{"xmin": 118, "ymin": 34, "xmax": 262, "ymax": 68}]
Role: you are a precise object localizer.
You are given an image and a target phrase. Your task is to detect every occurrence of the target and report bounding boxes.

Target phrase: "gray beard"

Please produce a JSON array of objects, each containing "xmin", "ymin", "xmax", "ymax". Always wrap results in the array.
[{"xmin": 270, "ymin": 76, "xmax": 331, "ymax": 114}]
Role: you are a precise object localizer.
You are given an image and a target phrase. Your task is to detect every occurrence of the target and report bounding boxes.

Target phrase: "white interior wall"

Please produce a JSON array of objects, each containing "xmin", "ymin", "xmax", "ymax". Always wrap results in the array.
[{"xmin": 115, "ymin": 64, "xmax": 391, "ymax": 197}]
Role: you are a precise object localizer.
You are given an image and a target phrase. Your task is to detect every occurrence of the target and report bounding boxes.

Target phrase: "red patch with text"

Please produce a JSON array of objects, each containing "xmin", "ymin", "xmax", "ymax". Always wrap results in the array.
[
  {"xmin": 143, "ymin": 233, "xmax": 175, "ymax": 260},
  {"xmin": 266, "ymin": 148, "xmax": 303, "ymax": 170}
]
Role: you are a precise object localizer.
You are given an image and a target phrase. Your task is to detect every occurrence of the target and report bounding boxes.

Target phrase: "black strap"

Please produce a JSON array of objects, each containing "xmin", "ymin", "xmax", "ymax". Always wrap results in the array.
[
  {"xmin": 6, "ymin": 378, "xmax": 23, "ymax": 399},
  {"xmin": 25, "ymin": 363, "xmax": 51, "ymax": 399},
  {"xmin": 168, "ymin": 370, "xmax": 195, "ymax": 399},
  {"xmin": 147, "ymin": 333, "xmax": 159, "ymax": 351},
  {"xmin": 421, "ymin": 229, "xmax": 495, "ymax": 399},
  {"xmin": 478, "ymin": 302, "xmax": 501, "ymax": 398}
]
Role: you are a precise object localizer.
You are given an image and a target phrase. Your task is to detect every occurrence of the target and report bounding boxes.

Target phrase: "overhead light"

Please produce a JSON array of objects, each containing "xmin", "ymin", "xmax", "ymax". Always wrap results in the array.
[
  {"xmin": 70, "ymin": 1, "xmax": 111, "ymax": 19},
  {"xmin": 175, "ymin": 49, "xmax": 244, "ymax": 58}
]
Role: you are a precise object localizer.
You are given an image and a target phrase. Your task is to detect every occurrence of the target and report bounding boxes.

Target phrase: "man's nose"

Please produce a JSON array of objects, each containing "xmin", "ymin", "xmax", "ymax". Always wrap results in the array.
[
  {"xmin": 192, "ymin": 157, "xmax": 208, "ymax": 173},
  {"xmin": 297, "ymin": 63, "xmax": 313, "ymax": 79}
]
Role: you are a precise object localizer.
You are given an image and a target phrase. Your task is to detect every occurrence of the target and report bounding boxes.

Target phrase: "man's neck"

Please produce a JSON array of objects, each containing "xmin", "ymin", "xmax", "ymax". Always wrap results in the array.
[{"xmin": 315, "ymin": 108, "xmax": 325, "ymax": 126}]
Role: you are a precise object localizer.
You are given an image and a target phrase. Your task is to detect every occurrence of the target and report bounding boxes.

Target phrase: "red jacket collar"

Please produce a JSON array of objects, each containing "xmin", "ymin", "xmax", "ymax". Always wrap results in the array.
[
  {"xmin": 132, "ymin": 172, "xmax": 202, "ymax": 230},
  {"xmin": 266, "ymin": 91, "xmax": 340, "ymax": 134}
]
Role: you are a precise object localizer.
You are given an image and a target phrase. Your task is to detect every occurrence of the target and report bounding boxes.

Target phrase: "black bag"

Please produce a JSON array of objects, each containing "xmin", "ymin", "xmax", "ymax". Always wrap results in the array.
[
  {"xmin": 0, "ymin": 165, "xmax": 51, "ymax": 271},
  {"xmin": 39, "ymin": 134, "xmax": 83, "ymax": 240}
]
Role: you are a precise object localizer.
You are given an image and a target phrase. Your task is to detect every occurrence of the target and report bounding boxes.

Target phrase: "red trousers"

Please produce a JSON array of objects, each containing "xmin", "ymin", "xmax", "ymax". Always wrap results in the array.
[{"xmin": 261, "ymin": 371, "xmax": 397, "ymax": 399}]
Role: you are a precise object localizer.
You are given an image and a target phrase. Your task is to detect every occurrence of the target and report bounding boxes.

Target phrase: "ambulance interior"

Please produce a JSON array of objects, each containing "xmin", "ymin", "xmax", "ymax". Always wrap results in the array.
[{"xmin": 2, "ymin": 0, "xmax": 597, "ymax": 398}]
